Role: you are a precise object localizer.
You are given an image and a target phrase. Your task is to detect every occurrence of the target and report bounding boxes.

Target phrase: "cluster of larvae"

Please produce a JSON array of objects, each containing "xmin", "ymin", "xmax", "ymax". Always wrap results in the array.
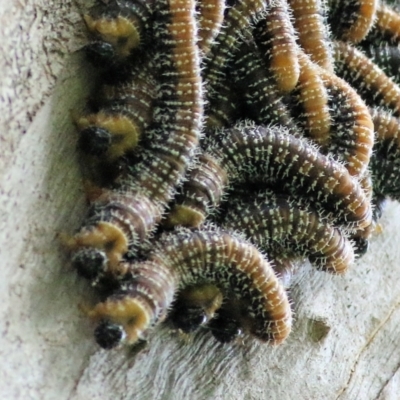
[{"xmin": 62, "ymin": 0, "xmax": 400, "ymax": 349}]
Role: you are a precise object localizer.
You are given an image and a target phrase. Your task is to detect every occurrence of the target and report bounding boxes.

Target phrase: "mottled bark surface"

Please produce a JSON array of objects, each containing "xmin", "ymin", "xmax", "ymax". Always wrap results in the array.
[{"xmin": 1, "ymin": 1, "xmax": 400, "ymax": 399}]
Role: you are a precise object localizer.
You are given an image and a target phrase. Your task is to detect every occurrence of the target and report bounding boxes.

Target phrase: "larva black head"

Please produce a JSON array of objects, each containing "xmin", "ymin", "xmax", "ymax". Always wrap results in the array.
[
  {"xmin": 208, "ymin": 313, "xmax": 242, "ymax": 344},
  {"xmin": 169, "ymin": 305, "xmax": 207, "ymax": 333},
  {"xmin": 84, "ymin": 41, "xmax": 116, "ymax": 68},
  {"xmin": 71, "ymin": 247, "xmax": 108, "ymax": 281},
  {"xmin": 353, "ymin": 237, "xmax": 370, "ymax": 258},
  {"xmin": 78, "ymin": 127, "xmax": 112, "ymax": 156},
  {"xmin": 94, "ymin": 319, "xmax": 125, "ymax": 349},
  {"xmin": 373, "ymin": 195, "xmax": 387, "ymax": 221}
]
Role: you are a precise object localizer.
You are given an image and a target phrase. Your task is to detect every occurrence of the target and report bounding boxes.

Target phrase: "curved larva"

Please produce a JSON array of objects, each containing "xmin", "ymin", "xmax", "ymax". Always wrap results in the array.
[
  {"xmin": 328, "ymin": 0, "xmax": 377, "ymax": 43},
  {"xmin": 74, "ymin": 66, "xmax": 156, "ymax": 161},
  {"xmin": 210, "ymin": 124, "xmax": 372, "ymax": 229},
  {"xmin": 127, "ymin": 0, "xmax": 203, "ymax": 204},
  {"xmin": 86, "ymin": 228, "xmax": 292, "ymax": 348},
  {"xmin": 66, "ymin": 0, "xmax": 203, "ymax": 279},
  {"xmin": 288, "ymin": 0, "xmax": 334, "ymax": 71},
  {"xmin": 369, "ymin": 107, "xmax": 400, "ymax": 200},
  {"xmin": 85, "ymin": 260, "xmax": 178, "ymax": 349},
  {"xmin": 83, "ymin": 0, "xmax": 154, "ymax": 64},
  {"xmin": 231, "ymin": 37, "xmax": 300, "ymax": 134},
  {"xmin": 204, "ymin": 0, "xmax": 268, "ymax": 95},
  {"xmin": 169, "ymin": 283, "xmax": 224, "ymax": 333},
  {"xmin": 63, "ymin": 192, "xmax": 162, "ymax": 282},
  {"xmin": 366, "ymin": 3, "xmax": 400, "ymax": 44},
  {"xmin": 197, "ymin": 0, "xmax": 225, "ymax": 55},
  {"xmin": 333, "ymin": 40, "xmax": 400, "ymax": 117},
  {"xmin": 363, "ymin": 44, "xmax": 400, "ymax": 85},
  {"xmin": 205, "ymin": 72, "xmax": 241, "ymax": 130},
  {"xmin": 165, "ymin": 153, "xmax": 228, "ymax": 228},
  {"xmin": 221, "ymin": 193, "xmax": 355, "ymax": 274},
  {"xmin": 319, "ymin": 67, "xmax": 374, "ymax": 177},
  {"xmin": 292, "ymin": 51, "xmax": 332, "ymax": 147},
  {"xmin": 253, "ymin": 0, "xmax": 300, "ymax": 93}
]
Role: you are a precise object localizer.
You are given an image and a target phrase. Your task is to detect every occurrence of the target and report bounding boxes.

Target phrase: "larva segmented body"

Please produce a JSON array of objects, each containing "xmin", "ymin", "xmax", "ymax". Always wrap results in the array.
[
  {"xmin": 197, "ymin": 0, "xmax": 225, "ymax": 55},
  {"xmin": 205, "ymin": 71, "xmax": 241, "ymax": 130},
  {"xmin": 231, "ymin": 37, "xmax": 300, "ymax": 134},
  {"xmin": 85, "ymin": 228, "xmax": 292, "ymax": 348},
  {"xmin": 64, "ymin": 192, "xmax": 162, "ymax": 282},
  {"xmin": 67, "ymin": 0, "xmax": 203, "ymax": 280},
  {"xmin": 291, "ymin": 51, "xmax": 332, "ymax": 147},
  {"xmin": 362, "ymin": 44, "xmax": 400, "ymax": 85},
  {"xmin": 362, "ymin": 3, "xmax": 400, "ymax": 45},
  {"xmin": 204, "ymin": 0, "xmax": 268, "ymax": 95},
  {"xmin": 253, "ymin": 0, "xmax": 300, "ymax": 93},
  {"xmin": 87, "ymin": 260, "xmax": 178, "ymax": 349},
  {"xmin": 320, "ymin": 67, "xmax": 374, "ymax": 177},
  {"xmin": 74, "ymin": 65, "xmax": 156, "ymax": 161},
  {"xmin": 221, "ymin": 193, "xmax": 355, "ymax": 274},
  {"xmin": 165, "ymin": 153, "xmax": 228, "ymax": 228},
  {"xmin": 169, "ymin": 283, "xmax": 223, "ymax": 333},
  {"xmin": 333, "ymin": 40, "xmax": 400, "ymax": 117},
  {"xmin": 369, "ymin": 107, "xmax": 400, "ymax": 200},
  {"xmin": 288, "ymin": 0, "xmax": 334, "ymax": 71},
  {"xmin": 127, "ymin": 0, "xmax": 203, "ymax": 204},
  {"xmin": 210, "ymin": 123, "xmax": 372, "ymax": 229},
  {"xmin": 328, "ymin": 0, "xmax": 377, "ymax": 43},
  {"xmin": 84, "ymin": 0, "xmax": 155, "ymax": 64}
]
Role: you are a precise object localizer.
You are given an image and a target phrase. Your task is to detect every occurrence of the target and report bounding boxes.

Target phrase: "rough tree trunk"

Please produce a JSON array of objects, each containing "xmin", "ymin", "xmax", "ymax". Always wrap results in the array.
[{"xmin": 1, "ymin": 1, "xmax": 400, "ymax": 399}]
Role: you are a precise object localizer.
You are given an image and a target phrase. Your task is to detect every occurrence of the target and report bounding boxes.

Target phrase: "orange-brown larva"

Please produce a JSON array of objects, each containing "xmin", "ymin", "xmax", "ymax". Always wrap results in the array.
[
  {"xmin": 253, "ymin": 0, "xmax": 300, "ymax": 93},
  {"xmin": 362, "ymin": 44, "xmax": 400, "ymax": 85},
  {"xmin": 333, "ymin": 40, "xmax": 400, "ymax": 117},
  {"xmin": 67, "ymin": 0, "xmax": 203, "ymax": 282},
  {"xmin": 85, "ymin": 228, "xmax": 292, "ymax": 348},
  {"xmin": 197, "ymin": 0, "xmax": 225, "ymax": 55},
  {"xmin": 83, "ymin": 0, "xmax": 155, "ymax": 64},
  {"xmin": 74, "ymin": 65, "xmax": 156, "ymax": 162},
  {"xmin": 63, "ymin": 191, "xmax": 162, "ymax": 282},
  {"xmin": 204, "ymin": 0, "xmax": 268, "ymax": 95},
  {"xmin": 363, "ymin": 2, "xmax": 400, "ymax": 45},
  {"xmin": 291, "ymin": 50, "xmax": 332, "ymax": 147},
  {"xmin": 288, "ymin": 0, "xmax": 334, "ymax": 71},
  {"xmin": 221, "ymin": 192, "xmax": 355, "ymax": 274},
  {"xmin": 169, "ymin": 283, "xmax": 224, "ymax": 333},
  {"xmin": 210, "ymin": 123, "xmax": 372, "ymax": 229},
  {"xmin": 369, "ymin": 107, "xmax": 400, "ymax": 200},
  {"xmin": 328, "ymin": 0, "xmax": 377, "ymax": 43},
  {"xmin": 231, "ymin": 37, "xmax": 300, "ymax": 134},
  {"xmin": 164, "ymin": 153, "xmax": 228, "ymax": 228},
  {"xmin": 319, "ymin": 66, "xmax": 374, "ymax": 177}
]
